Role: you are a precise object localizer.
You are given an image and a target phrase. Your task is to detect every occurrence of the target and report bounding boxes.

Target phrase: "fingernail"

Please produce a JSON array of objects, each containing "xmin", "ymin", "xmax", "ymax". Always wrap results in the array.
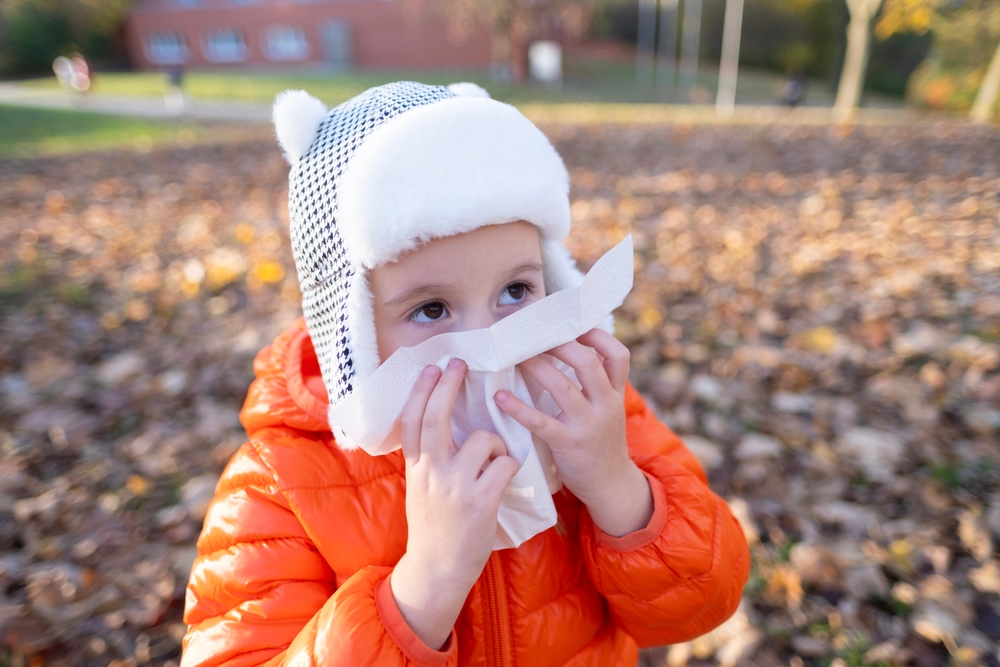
[
  {"xmin": 422, "ymin": 366, "xmax": 437, "ymax": 377},
  {"xmin": 495, "ymin": 391, "xmax": 508, "ymax": 405},
  {"xmin": 448, "ymin": 358, "xmax": 463, "ymax": 370}
]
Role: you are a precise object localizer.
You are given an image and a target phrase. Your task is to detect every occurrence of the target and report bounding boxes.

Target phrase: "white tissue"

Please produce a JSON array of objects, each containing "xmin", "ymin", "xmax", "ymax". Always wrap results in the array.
[{"xmin": 329, "ymin": 236, "xmax": 635, "ymax": 548}]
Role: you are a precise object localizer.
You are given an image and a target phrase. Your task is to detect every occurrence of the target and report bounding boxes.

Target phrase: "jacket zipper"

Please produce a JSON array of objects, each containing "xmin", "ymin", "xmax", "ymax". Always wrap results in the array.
[{"xmin": 482, "ymin": 552, "xmax": 511, "ymax": 667}]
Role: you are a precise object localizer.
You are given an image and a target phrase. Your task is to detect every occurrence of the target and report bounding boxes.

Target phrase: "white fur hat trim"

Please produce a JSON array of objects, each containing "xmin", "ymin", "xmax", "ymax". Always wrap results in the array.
[
  {"xmin": 273, "ymin": 90, "xmax": 328, "ymax": 164},
  {"xmin": 337, "ymin": 96, "xmax": 571, "ymax": 270},
  {"xmin": 447, "ymin": 82, "xmax": 491, "ymax": 98},
  {"xmin": 276, "ymin": 80, "xmax": 593, "ymax": 422}
]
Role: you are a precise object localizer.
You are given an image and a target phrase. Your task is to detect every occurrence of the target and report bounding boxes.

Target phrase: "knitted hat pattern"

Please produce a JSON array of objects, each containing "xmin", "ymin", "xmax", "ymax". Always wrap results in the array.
[
  {"xmin": 287, "ymin": 82, "xmax": 456, "ymax": 405},
  {"xmin": 275, "ymin": 81, "xmax": 582, "ymax": 446}
]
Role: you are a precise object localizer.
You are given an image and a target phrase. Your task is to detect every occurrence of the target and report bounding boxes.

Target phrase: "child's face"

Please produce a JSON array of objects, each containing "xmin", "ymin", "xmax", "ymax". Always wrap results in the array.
[{"xmin": 369, "ymin": 221, "xmax": 545, "ymax": 362}]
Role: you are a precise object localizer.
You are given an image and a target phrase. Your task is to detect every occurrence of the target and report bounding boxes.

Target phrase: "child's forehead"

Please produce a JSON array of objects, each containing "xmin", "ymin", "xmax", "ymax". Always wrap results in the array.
[
  {"xmin": 371, "ymin": 222, "xmax": 543, "ymax": 286},
  {"xmin": 392, "ymin": 221, "xmax": 541, "ymax": 265}
]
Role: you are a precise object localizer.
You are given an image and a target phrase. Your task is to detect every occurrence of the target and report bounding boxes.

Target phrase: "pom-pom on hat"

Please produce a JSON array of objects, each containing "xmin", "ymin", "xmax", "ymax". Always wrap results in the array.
[{"xmin": 275, "ymin": 81, "xmax": 583, "ymax": 447}]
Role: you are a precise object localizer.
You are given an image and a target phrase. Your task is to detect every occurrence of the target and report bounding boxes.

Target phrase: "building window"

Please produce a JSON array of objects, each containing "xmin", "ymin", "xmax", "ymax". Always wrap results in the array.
[
  {"xmin": 146, "ymin": 31, "xmax": 189, "ymax": 65},
  {"xmin": 263, "ymin": 25, "xmax": 310, "ymax": 61},
  {"xmin": 204, "ymin": 28, "xmax": 248, "ymax": 62},
  {"xmin": 319, "ymin": 19, "xmax": 352, "ymax": 69}
]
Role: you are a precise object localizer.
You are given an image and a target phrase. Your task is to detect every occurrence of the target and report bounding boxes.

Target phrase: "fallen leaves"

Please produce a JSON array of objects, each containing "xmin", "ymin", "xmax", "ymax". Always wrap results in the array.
[{"xmin": 0, "ymin": 118, "xmax": 998, "ymax": 665}]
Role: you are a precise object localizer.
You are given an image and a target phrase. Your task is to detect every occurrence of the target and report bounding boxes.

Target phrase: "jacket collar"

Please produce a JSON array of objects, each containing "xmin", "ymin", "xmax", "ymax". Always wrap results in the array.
[
  {"xmin": 240, "ymin": 319, "xmax": 331, "ymax": 435},
  {"xmin": 284, "ymin": 325, "xmax": 331, "ymax": 427}
]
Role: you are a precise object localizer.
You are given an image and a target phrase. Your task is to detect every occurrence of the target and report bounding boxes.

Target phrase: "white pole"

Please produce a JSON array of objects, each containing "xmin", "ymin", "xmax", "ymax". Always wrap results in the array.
[
  {"xmin": 679, "ymin": 0, "xmax": 702, "ymax": 97},
  {"xmin": 833, "ymin": 0, "xmax": 883, "ymax": 122},
  {"xmin": 971, "ymin": 40, "xmax": 1000, "ymax": 123},
  {"xmin": 656, "ymin": 0, "xmax": 680, "ymax": 94},
  {"xmin": 715, "ymin": 0, "xmax": 744, "ymax": 117},
  {"xmin": 635, "ymin": 0, "xmax": 657, "ymax": 89}
]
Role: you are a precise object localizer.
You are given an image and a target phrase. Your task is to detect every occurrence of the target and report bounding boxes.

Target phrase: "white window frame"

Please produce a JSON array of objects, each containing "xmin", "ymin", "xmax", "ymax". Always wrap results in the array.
[
  {"xmin": 146, "ymin": 30, "xmax": 189, "ymax": 65},
  {"xmin": 262, "ymin": 25, "xmax": 311, "ymax": 62},
  {"xmin": 203, "ymin": 28, "xmax": 249, "ymax": 63}
]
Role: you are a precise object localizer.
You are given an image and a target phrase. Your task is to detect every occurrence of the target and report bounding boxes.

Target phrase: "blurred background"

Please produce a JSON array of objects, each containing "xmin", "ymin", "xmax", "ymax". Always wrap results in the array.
[{"xmin": 1, "ymin": 1, "xmax": 999, "ymax": 666}]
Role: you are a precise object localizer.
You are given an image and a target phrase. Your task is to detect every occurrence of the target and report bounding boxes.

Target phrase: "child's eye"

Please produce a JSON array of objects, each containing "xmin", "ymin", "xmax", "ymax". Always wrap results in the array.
[
  {"xmin": 498, "ymin": 282, "xmax": 533, "ymax": 306},
  {"xmin": 410, "ymin": 301, "xmax": 448, "ymax": 323}
]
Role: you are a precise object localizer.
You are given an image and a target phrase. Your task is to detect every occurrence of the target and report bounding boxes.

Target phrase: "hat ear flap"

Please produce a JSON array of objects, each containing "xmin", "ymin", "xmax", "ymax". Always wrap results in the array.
[{"xmin": 273, "ymin": 90, "xmax": 328, "ymax": 164}]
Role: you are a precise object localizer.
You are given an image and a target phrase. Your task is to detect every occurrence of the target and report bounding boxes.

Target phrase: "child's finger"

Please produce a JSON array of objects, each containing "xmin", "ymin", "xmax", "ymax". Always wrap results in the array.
[
  {"xmin": 399, "ymin": 365, "xmax": 441, "ymax": 464},
  {"xmin": 494, "ymin": 388, "xmax": 567, "ymax": 444},
  {"xmin": 420, "ymin": 358, "xmax": 467, "ymax": 460},
  {"xmin": 454, "ymin": 430, "xmax": 510, "ymax": 478},
  {"xmin": 577, "ymin": 329, "xmax": 630, "ymax": 393},
  {"xmin": 544, "ymin": 340, "xmax": 615, "ymax": 402},
  {"xmin": 518, "ymin": 354, "xmax": 589, "ymax": 417},
  {"xmin": 476, "ymin": 454, "xmax": 520, "ymax": 503}
]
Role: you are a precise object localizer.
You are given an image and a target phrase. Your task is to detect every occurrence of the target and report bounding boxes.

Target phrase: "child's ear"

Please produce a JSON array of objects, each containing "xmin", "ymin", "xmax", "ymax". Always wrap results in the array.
[{"xmin": 273, "ymin": 90, "xmax": 328, "ymax": 165}]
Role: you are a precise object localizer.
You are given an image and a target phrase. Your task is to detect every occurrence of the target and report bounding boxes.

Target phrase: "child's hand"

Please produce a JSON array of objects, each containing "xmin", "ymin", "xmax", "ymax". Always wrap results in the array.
[
  {"xmin": 391, "ymin": 359, "xmax": 519, "ymax": 650},
  {"xmin": 495, "ymin": 329, "xmax": 652, "ymax": 537}
]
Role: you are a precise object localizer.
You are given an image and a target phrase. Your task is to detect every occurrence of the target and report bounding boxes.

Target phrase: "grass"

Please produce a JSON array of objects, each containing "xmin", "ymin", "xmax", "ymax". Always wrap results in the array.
[
  {"xmin": 14, "ymin": 60, "xmax": 901, "ymax": 108},
  {"xmin": 0, "ymin": 104, "xmax": 256, "ymax": 158},
  {"xmin": 20, "ymin": 70, "xmax": 491, "ymax": 105},
  {"xmin": 16, "ymin": 66, "xmax": 672, "ymax": 106},
  {"xmin": 0, "ymin": 59, "xmax": 911, "ymax": 158}
]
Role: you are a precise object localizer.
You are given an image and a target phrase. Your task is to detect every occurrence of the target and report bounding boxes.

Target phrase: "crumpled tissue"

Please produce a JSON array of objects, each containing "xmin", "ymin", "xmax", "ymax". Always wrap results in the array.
[{"xmin": 329, "ymin": 236, "xmax": 634, "ymax": 548}]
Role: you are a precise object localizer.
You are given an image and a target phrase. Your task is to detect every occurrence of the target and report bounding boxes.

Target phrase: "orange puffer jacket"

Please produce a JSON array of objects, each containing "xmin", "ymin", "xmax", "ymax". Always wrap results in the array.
[{"xmin": 182, "ymin": 320, "xmax": 750, "ymax": 667}]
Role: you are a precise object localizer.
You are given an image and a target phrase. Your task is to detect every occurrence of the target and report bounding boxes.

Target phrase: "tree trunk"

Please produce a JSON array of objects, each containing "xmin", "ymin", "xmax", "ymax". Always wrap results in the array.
[
  {"xmin": 635, "ymin": 0, "xmax": 657, "ymax": 89},
  {"xmin": 655, "ymin": 0, "xmax": 680, "ymax": 93},
  {"xmin": 491, "ymin": 26, "xmax": 511, "ymax": 82},
  {"xmin": 971, "ymin": 40, "xmax": 1000, "ymax": 124},
  {"xmin": 679, "ymin": 0, "xmax": 703, "ymax": 98},
  {"xmin": 506, "ymin": 13, "xmax": 530, "ymax": 84},
  {"xmin": 715, "ymin": 0, "xmax": 744, "ymax": 117},
  {"xmin": 508, "ymin": 33, "xmax": 527, "ymax": 83},
  {"xmin": 833, "ymin": 0, "xmax": 883, "ymax": 122}
]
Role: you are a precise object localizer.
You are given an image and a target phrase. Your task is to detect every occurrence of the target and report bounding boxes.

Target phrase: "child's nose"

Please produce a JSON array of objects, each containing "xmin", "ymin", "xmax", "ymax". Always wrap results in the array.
[{"xmin": 460, "ymin": 308, "xmax": 499, "ymax": 332}]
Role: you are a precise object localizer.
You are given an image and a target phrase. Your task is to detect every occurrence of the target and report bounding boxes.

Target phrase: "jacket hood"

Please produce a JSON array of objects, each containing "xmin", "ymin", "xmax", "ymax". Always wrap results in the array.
[{"xmin": 240, "ymin": 319, "xmax": 331, "ymax": 436}]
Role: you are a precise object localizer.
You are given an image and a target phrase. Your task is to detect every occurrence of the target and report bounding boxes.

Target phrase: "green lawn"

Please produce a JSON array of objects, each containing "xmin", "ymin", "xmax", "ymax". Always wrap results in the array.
[
  {"xmin": 0, "ymin": 104, "xmax": 243, "ymax": 158},
  {"xmin": 17, "ymin": 68, "xmax": 621, "ymax": 106},
  {"xmin": 15, "ymin": 61, "xmax": 863, "ymax": 107},
  {"xmin": 19, "ymin": 70, "xmax": 484, "ymax": 105},
  {"xmin": 1, "ymin": 60, "xmax": 907, "ymax": 158}
]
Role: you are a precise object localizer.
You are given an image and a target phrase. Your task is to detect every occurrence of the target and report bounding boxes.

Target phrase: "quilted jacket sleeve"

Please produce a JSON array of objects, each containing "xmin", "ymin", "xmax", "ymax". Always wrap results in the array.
[
  {"xmin": 577, "ymin": 385, "xmax": 750, "ymax": 647},
  {"xmin": 181, "ymin": 441, "xmax": 457, "ymax": 667}
]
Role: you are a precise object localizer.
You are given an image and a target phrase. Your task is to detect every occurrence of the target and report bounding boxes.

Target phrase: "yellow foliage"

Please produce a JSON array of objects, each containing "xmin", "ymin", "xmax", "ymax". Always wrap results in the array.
[
  {"xmin": 253, "ymin": 260, "xmax": 285, "ymax": 284},
  {"xmin": 636, "ymin": 307, "xmax": 663, "ymax": 332},
  {"xmin": 204, "ymin": 248, "xmax": 247, "ymax": 289},
  {"xmin": 801, "ymin": 326, "xmax": 839, "ymax": 354},
  {"xmin": 126, "ymin": 475, "xmax": 149, "ymax": 496},
  {"xmin": 875, "ymin": 0, "xmax": 939, "ymax": 39},
  {"xmin": 235, "ymin": 223, "xmax": 256, "ymax": 244},
  {"xmin": 923, "ymin": 77, "xmax": 958, "ymax": 108}
]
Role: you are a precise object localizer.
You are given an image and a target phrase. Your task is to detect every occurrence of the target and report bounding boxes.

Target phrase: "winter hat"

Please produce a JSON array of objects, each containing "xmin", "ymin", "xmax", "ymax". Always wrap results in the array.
[{"xmin": 274, "ymin": 81, "xmax": 583, "ymax": 443}]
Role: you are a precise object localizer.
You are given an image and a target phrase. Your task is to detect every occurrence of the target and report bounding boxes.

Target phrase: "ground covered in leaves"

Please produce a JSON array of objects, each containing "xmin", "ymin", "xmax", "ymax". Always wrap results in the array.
[{"xmin": 1, "ymin": 119, "xmax": 999, "ymax": 667}]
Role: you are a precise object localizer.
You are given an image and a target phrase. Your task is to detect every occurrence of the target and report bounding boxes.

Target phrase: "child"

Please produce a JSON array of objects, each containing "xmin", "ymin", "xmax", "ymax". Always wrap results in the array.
[{"xmin": 181, "ymin": 82, "xmax": 749, "ymax": 667}]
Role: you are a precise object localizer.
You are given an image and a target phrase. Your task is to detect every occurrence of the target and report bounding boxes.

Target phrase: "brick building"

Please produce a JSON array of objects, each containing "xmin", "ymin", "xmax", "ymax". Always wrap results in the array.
[{"xmin": 125, "ymin": 0, "xmax": 493, "ymax": 71}]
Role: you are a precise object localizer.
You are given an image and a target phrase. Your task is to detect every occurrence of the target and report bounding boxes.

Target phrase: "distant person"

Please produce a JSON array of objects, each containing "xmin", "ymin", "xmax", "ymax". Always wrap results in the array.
[
  {"xmin": 180, "ymin": 81, "xmax": 750, "ymax": 666},
  {"xmin": 69, "ymin": 53, "xmax": 93, "ymax": 93},
  {"xmin": 52, "ymin": 56, "xmax": 73, "ymax": 91},
  {"xmin": 165, "ymin": 65, "xmax": 187, "ymax": 116},
  {"xmin": 54, "ymin": 53, "xmax": 91, "ymax": 96},
  {"xmin": 169, "ymin": 64, "xmax": 184, "ymax": 89},
  {"xmin": 782, "ymin": 67, "xmax": 806, "ymax": 107}
]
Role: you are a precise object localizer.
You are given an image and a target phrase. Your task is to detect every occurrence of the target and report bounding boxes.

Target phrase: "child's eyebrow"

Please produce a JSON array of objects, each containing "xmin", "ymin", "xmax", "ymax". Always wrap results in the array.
[
  {"xmin": 501, "ymin": 263, "xmax": 544, "ymax": 282},
  {"xmin": 384, "ymin": 283, "xmax": 454, "ymax": 308}
]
